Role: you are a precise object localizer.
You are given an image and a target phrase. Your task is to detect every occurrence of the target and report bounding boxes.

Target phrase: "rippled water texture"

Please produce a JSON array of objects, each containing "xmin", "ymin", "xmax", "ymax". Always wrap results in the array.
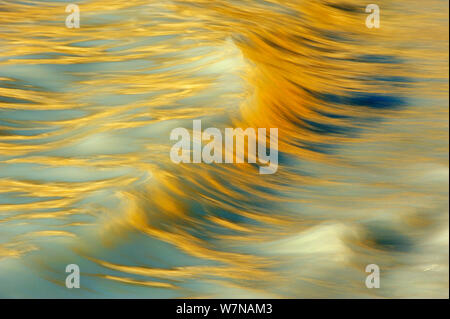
[{"xmin": 0, "ymin": 0, "xmax": 448, "ymax": 298}]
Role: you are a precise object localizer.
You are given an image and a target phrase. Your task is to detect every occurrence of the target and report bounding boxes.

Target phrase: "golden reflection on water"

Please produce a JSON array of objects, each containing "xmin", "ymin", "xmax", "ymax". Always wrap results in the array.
[{"xmin": 0, "ymin": 0, "xmax": 448, "ymax": 297}]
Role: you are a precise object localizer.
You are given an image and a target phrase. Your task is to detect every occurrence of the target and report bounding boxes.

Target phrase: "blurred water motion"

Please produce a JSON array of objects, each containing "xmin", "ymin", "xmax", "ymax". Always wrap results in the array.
[{"xmin": 0, "ymin": 0, "xmax": 448, "ymax": 298}]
